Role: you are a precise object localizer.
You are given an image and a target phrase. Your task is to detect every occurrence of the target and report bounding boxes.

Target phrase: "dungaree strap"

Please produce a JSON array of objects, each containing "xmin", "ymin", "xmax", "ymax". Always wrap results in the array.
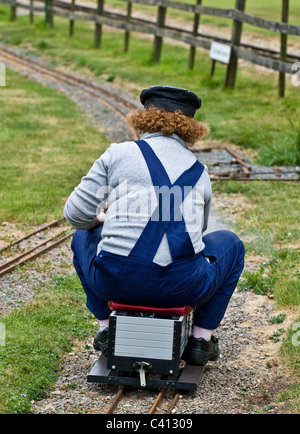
[{"xmin": 129, "ymin": 140, "xmax": 204, "ymax": 261}]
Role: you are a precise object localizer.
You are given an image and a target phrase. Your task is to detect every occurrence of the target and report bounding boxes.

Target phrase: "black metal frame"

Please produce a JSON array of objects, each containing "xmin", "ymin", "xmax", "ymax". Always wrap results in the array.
[
  {"xmin": 106, "ymin": 314, "xmax": 185, "ymax": 375},
  {"xmin": 87, "ymin": 355, "xmax": 205, "ymax": 391},
  {"xmin": 87, "ymin": 309, "xmax": 202, "ymax": 390}
]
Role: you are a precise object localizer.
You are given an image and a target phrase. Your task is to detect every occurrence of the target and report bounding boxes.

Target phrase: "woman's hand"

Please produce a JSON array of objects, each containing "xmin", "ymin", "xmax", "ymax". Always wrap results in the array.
[
  {"xmin": 88, "ymin": 209, "xmax": 107, "ymax": 230},
  {"xmin": 96, "ymin": 211, "xmax": 106, "ymax": 224}
]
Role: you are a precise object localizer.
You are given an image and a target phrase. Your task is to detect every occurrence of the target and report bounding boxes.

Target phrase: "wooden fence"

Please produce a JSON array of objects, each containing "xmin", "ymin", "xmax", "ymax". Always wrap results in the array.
[{"xmin": 2, "ymin": 0, "xmax": 300, "ymax": 96}]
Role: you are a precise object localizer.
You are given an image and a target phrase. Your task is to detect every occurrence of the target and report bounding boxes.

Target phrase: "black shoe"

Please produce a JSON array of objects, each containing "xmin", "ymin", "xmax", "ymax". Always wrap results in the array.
[
  {"xmin": 93, "ymin": 327, "xmax": 109, "ymax": 355},
  {"xmin": 183, "ymin": 335, "xmax": 220, "ymax": 366}
]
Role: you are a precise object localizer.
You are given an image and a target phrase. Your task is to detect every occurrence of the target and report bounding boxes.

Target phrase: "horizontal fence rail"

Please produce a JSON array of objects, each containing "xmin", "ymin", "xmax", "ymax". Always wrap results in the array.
[{"xmin": 1, "ymin": 0, "xmax": 299, "ymax": 96}]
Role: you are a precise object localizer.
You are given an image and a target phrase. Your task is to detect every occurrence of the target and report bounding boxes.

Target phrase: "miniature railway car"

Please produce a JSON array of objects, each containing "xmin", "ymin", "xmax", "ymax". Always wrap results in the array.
[{"xmin": 87, "ymin": 302, "xmax": 204, "ymax": 391}]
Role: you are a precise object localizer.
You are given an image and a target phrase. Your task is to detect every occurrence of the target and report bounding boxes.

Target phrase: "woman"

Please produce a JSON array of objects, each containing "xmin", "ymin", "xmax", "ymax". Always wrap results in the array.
[{"xmin": 64, "ymin": 85, "xmax": 245, "ymax": 366}]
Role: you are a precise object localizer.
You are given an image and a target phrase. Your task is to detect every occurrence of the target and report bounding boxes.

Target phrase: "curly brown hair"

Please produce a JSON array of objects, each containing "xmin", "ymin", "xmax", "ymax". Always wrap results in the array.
[{"xmin": 127, "ymin": 106, "xmax": 210, "ymax": 145}]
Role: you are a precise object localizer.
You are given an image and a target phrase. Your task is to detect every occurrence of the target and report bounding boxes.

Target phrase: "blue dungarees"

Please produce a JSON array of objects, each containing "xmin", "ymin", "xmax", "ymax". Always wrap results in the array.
[{"xmin": 71, "ymin": 140, "xmax": 245, "ymax": 329}]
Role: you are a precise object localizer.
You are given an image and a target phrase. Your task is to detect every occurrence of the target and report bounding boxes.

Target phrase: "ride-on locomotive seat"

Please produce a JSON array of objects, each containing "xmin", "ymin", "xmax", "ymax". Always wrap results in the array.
[{"xmin": 87, "ymin": 301, "xmax": 205, "ymax": 390}]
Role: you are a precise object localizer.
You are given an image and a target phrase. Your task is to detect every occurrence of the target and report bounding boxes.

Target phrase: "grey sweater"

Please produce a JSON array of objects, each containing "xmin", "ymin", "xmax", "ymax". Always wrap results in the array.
[{"xmin": 64, "ymin": 132, "xmax": 212, "ymax": 266}]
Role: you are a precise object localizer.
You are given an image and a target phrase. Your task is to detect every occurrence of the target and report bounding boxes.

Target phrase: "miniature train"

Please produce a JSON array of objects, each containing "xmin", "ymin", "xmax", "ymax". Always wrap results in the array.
[{"xmin": 87, "ymin": 301, "xmax": 204, "ymax": 391}]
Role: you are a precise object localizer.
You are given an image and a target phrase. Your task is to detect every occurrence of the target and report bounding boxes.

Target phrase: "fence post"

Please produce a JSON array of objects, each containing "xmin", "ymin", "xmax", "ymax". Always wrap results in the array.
[
  {"xmin": 45, "ymin": 0, "xmax": 48, "ymax": 25},
  {"xmin": 10, "ymin": 0, "xmax": 16, "ymax": 21},
  {"xmin": 123, "ymin": 1, "xmax": 132, "ymax": 52},
  {"xmin": 279, "ymin": 0, "xmax": 289, "ymax": 98},
  {"xmin": 153, "ymin": 4, "xmax": 167, "ymax": 63},
  {"xmin": 188, "ymin": 0, "xmax": 202, "ymax": 70},
  {"xmin": 30, "ymin": 0, "xmax": 34, "ymax": 24},
  {"xmin": 95, "ymin": 0, "xmax": 104, "ymax": 48},
  {"xmin": 45, "ymin": 0, "xmax": 54, "ymax": 28},
  {"xmin": 69, "ymin": 0, "xmax": 76, "ymax": 37},
  {"xmin": 226, "ymin": 0, "xmax": 246, "ymax": 88},
  {"xmin": 49, "ymin": 0, "xmax": 54, "ymax": 28}
]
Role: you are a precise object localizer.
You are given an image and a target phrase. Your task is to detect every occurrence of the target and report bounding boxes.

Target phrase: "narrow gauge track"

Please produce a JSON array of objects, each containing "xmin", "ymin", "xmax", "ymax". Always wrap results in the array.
[
  {"xmin": 105, "ymin": 386, "xmax": 181, "ymax": 414},
  {"xmin": 191, "ymin": 145, "xmax": 300, "ymax": 182},
  {"xmin": 0, "ymin": 48, "xmax": 298, "ymax": 192},
  {"xmin": 104, "ymin": 374, "xmax": 206, "ymax": 415},
  {"xmin": 0, "ymin": 218, "xmax": 74, "ymax": 278},
  {"xmin": 0, "ymin": 47, "xmax": 140, "ymax": 141},
  {"xmin": 1, "ymin": 40, "xmax": 297, "ymax": 415}
]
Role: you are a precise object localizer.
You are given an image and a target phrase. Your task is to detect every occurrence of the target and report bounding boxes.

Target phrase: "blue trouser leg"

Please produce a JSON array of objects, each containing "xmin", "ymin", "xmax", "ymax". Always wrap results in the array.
[
  {"xmin": 71, "ymin": 226, "xmax": 111, "ymax": 320},
  {"xmin": 193, "ymin": 230, "xmax": 245, "ymax": 329},
  {"xmin": 71, "ymin": 227, "xmax": 244, "ymax": 328}
]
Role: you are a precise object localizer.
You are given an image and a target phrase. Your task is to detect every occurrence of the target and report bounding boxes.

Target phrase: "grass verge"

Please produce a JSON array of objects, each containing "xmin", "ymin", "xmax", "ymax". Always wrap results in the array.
[
  {"xmin": 81, "ymin": 0, "xmax": 300, "ymax": 38},
  {"xmin": 0, "ymin": 7, "xmax": 299, "ymax": 167},
  {"xmin": 0, "ymin": 65, "xmax": 105, "ymax": 413},
  {"xmin": 0, "ymin": 68, "xmax": 108, "ymax": 224},
  {"xmin": 214, "ymin": 181, "xmax": 300, "ymax": 413},
  {"xmin": 0, "ymin": 274, "xmax": 95, "ymax": 414}
]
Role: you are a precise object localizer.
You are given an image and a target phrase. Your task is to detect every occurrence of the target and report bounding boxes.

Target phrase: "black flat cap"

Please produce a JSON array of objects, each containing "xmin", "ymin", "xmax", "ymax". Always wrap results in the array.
[{"xmin": 140, "ymin": 85, "xmax": 202, "ymax": 117}]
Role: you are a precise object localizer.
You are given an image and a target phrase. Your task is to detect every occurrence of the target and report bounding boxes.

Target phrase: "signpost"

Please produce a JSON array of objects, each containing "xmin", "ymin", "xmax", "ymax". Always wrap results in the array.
[
  {"xmin": 210, "ymin": 42, "xmax": 232, "ymax": 65},
  {"xmin": 209, "ymin": 41, "xmax": 232, "ymax": 87}
]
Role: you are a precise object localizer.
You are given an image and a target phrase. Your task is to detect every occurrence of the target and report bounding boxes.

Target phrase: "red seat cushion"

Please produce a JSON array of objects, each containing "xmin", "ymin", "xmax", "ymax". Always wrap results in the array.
[{"xmin": 108, "ymin": 301, "xmax": 193, "ymax": 316}]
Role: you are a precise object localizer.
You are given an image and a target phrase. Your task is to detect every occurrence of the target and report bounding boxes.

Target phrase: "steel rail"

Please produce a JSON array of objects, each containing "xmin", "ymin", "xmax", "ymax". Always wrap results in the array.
[
  {"xmin": 104, "ymin": 385, "xmax": 186, "ymax": 414},
  {"xmin": 0, "ymin": 230, "xmax": 73, "ymax": 272},
  {"xmin": 105, "ymin": 387, "xmax": 174, "ymax": 414},
  {"xmin": 0, "ymin": 48, "xmax": 139, "ymax": 140},
  {"xmin": 224, "ymin": 146, "xmax": 251, "ymax": 173},
  {"xmin": 105, "ymin": 386, "xmax": 125, "ymax": 414},
  {"xmin": 1, "ymin": 50, "xmax": 298, "ymax": 185},
  {"xmin": 148, "ymin": 388, "xmax": 165, "ymax": 414},
  {"xmin": 0, "ymin": 218, "xmax": 65, "ymax": 253},
  {"xmin": 0, "ymin": 47, "xmax": 138, "ymax": 111},
  {"xmin": 0, "ymin": 231, "xmax": 74, "ymax": 278},
  {"xmin": 191, "ymin": 145, "xmax": 300, "ymax": 182},
  {"xmin": 210, "ymin": 176, "xmax": 300, "ymax": 182}
]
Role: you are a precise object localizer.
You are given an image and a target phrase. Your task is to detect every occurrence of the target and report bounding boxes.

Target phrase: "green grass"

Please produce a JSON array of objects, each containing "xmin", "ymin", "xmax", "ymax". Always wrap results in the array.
[
  {"xmin": 0, "ymin": 5, "xmax": 299, "ymax": 413},
  {"xmin": 200, "ymin": 0, "xmax": 300, "ymax": 26},
  {"xmin": 214, "ymin": 180, "xmax": 300, "ymax": 412},
  {"xmin": 0, "ymin": 8, "xmax": 299, "ymax": 169},
  {"xmin": 215, "ymin": 181, "xmax": 299, "ymax": 302},
  {"xmin": 83, "ymin": 0, "xmax": 300, "ymax": 25},
  {"xmin": 0, "ymin": 274, "xmax": 95, "ymax": 414},
  {"xmin": 83, "ymin": 0, "xmax": 300, "ymax": 42},
  {"xmin": 0, "ymin": 61, "xmax": 107, "ymax": 412},
  {"xmin": 0, "ymin": 68, "xmax": 108, "ymax": 224}
]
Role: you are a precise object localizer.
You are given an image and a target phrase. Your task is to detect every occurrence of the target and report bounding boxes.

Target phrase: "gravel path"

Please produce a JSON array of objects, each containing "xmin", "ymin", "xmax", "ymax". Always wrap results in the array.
[
  {"xmin": 28, "ymin": 253, "xmax": 296, "ymax": 415},
  {"xmin": 0, "ymin": 48, "xmax": 298, "ymax": 414},
  {"xmin": 1, "ymin": 203, "xmax": 297, "ymax": 414},
  {"xmin": 0, "ymin": 223, "xmax": 74, "ymax": 315}
]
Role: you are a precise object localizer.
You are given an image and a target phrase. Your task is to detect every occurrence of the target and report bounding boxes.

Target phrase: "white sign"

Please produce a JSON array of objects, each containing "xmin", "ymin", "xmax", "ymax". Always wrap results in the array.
[
  {"xmin": 210, "ymin": 42, "xmax": 231, "ymax": 65},
  {"xmin": 292, "ymin": 62, "xmax": 300, "ymax": 87}
]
